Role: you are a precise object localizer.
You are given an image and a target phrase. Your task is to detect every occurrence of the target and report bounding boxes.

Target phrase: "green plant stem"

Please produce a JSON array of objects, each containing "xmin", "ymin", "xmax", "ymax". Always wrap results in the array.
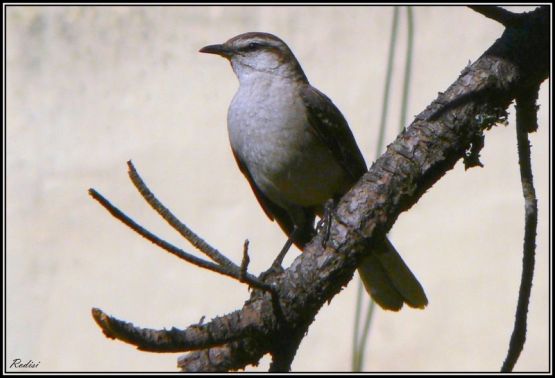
[
  {"xmin": 400, "ymin": 6, "xmax": 414, "ymax": 132},
  {"xmin": 352, "ymin": 6, "xmax": 400, "ymax": 371},
  {"xmin": 375, "ymin": 6, "xmax": 400, "ymax": 156}
]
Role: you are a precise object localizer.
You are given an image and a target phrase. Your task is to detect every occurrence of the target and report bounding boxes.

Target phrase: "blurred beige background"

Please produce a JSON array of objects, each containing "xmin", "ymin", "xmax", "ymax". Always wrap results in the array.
[{"xmin": 6, "ymin": 5, "xmax": 549, "ymax": 372}]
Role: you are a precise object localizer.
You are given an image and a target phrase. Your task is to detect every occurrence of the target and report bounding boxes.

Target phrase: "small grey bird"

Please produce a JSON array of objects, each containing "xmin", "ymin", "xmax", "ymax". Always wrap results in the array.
[{"xmin": 200, "ymin": 32, "xmax": 427, "ymax": 310}]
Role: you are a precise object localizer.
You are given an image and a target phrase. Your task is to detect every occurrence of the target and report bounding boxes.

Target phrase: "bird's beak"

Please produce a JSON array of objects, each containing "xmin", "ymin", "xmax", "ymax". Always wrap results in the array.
[{"xmin": 199, "ymin": 44, "xmax": 233, "ymax": 58}]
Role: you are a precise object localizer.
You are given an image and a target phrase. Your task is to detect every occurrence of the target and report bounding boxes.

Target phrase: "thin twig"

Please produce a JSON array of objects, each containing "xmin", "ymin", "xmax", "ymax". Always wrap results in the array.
[
  {"xmin": 501, "ymin": 88, "xmax": 539, "ymax": 372},
  {"xmin": 127, "ymin": 160, "xmax": 237, "ymax": 270},
  {"xmin": 240, "ymin": 240, "xmax": 250, "ymax": 282},
  {"xmin": 88, "ymin": 188, "xmax": 274, "ymax": 293},
  {"xmin": 468, "ymin": 6, "xmax": 518, "ymax": 27}
]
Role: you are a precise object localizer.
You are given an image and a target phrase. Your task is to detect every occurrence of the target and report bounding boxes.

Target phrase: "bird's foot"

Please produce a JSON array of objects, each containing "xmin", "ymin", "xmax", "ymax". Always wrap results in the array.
[{"xmin": 316, "ymin": 199, "xmax": 335, "ymax": 248}]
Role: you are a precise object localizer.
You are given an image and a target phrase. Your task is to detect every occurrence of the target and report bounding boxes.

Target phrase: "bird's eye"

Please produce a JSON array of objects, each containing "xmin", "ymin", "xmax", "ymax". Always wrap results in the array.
[{"xmin": 245, "ymin": 42, "xmax": 261, "ymax": 51}]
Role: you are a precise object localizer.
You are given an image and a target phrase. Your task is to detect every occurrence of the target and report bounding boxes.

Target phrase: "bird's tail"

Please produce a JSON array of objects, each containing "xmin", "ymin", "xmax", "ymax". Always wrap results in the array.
[{"xmin": 357, "ymin": 237, "xmax": 428, "ymax": 311}]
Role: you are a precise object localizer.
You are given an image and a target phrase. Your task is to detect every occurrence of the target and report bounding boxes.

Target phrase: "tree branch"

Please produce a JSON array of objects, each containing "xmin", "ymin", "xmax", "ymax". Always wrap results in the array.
[
  {"xmin": 90, "ymin": 6, "xmax": 549, "ymax": 371},
  {"xmin": 88, "ymin": 187, "xmax": 274, "ymax": 294},
  {"xmin": 127, "ymin": 160, "xmax": 237, "ymax": 270},
  {"xmin": 468, "ymin": 6, "xmax": 519, "ymax": 27},
  {"xmin": 91, "ymin": 307, "xmax": 266, "ymax": 353},
  {"xmin": 501, "ymin": 85, "xmax": 540, "ymax": 372}
]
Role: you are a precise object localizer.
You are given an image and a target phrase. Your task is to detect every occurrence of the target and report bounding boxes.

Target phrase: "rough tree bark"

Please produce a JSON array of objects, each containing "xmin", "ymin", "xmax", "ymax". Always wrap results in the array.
[{"xmin": 90, "ymin": 6, "xmax": 549, "ymax": 372}]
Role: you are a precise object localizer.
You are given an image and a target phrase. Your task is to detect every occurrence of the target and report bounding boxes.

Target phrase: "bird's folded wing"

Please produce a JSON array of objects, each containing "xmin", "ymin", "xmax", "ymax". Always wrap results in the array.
[
  {"xmin": 300, "ymin": 85, "xmax": 368, "ymax": 182},
  {"xmin": 231, "ymin": 148, "xmax": 314, "ymax": 247}
]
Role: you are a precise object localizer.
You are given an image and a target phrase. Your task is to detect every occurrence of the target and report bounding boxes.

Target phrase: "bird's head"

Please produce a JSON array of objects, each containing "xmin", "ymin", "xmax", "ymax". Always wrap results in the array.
[{"xmin": 200, "ymin": 32, "xmax": 308, "ymax": 83}]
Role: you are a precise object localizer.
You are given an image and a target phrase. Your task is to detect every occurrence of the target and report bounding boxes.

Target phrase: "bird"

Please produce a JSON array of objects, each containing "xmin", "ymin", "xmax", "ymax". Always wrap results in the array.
[{"xmin": 200, "ymin": 32, "xmax": 427, "ymax": 311}]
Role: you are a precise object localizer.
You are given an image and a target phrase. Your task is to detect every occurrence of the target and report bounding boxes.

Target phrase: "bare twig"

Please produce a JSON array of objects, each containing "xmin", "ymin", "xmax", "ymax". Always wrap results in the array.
[
  {"xmin": 469, "ymin": 6, "xmax": 519, "ymax": 26},
  {"xmin": 88, "ymin": 188, "xmax": 274, "ymax": 294},
  {"xmin": 91, "ymin": 307, "xmax": 259, "ymax": 352},
  {"xmin": 127, "ymin": 160, "xmax": 237, "ymax": 270},
  {"xmin": 501, "ymin": 87, "xmax": 539, "ymax": 372},
  {"xmin": 89, "ymin": 188, "xmax": 228, "ymax": 273},
  {"xmin": 240, "ymin": 240, "xmax": 250, "ymax": 282}
]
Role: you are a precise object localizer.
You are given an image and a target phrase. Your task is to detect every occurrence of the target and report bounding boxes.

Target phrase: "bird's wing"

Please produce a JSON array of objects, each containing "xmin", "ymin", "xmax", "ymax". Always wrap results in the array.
[
  {"xmin": 231, "ymin": 148, "xmax": 282, "ymax": 222},
  {"xmin": 300, "ymin": 85, "xmax": 367, "ymax": 182},
  {"xmin": 231, "ymin": 148, "xmax": 314, "ymax": 248}
]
